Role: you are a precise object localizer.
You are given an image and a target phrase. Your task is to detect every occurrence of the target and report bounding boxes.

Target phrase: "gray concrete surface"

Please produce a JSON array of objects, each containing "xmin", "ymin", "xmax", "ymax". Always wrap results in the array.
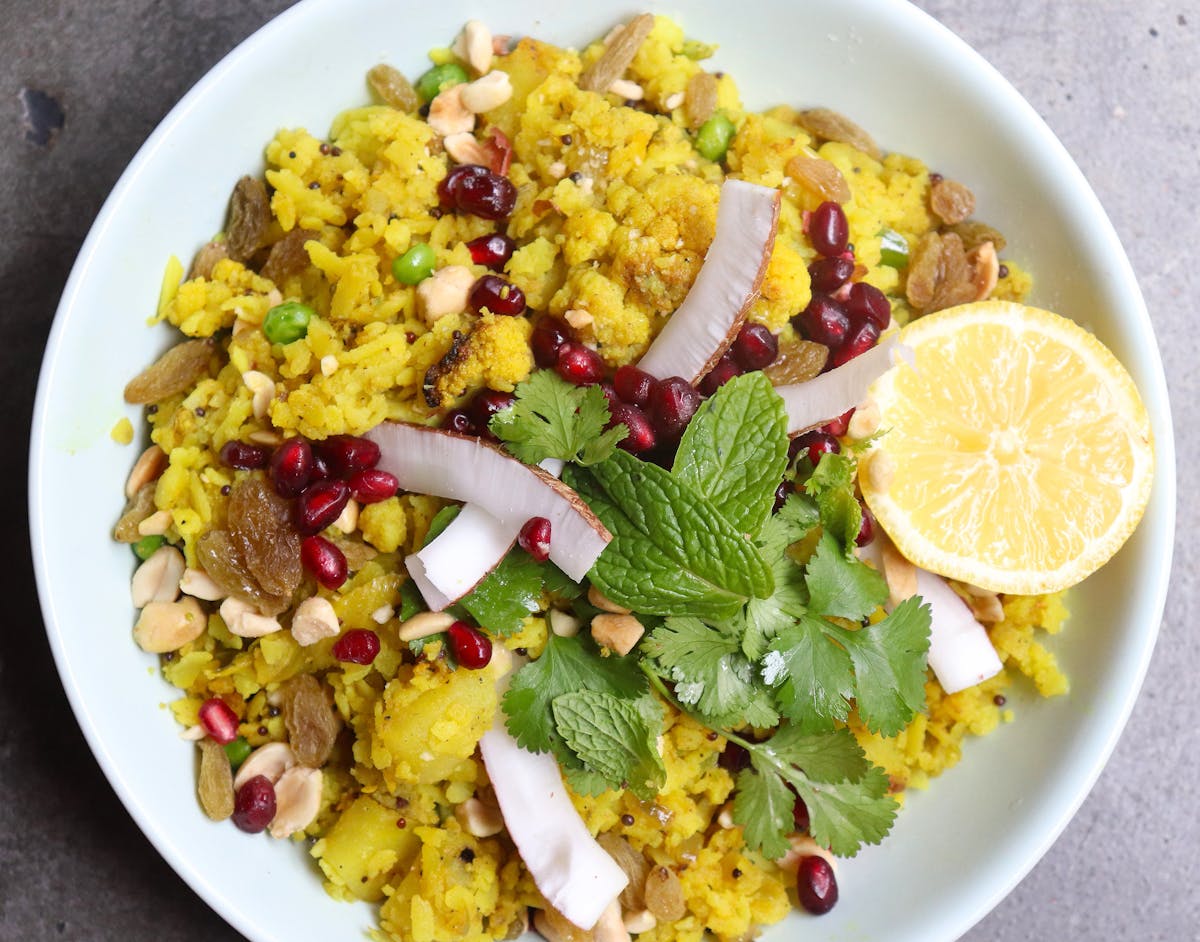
[{"xmin": 1, "ymin": 1, "xmax": 1194, "ymax": 940}]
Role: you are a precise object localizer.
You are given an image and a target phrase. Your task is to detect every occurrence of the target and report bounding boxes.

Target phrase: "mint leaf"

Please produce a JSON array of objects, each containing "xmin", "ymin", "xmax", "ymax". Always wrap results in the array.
[
  {"xmin": 734, "ymin": 729, "xmax": 898, "ymax": 858},
  {"xmin": 502, "ymin": 633, "xmax": 647, "ymax": 754},
  {"xmin": 741, "ymin": 495, "xmax": 820, "ymax": 659},
  {"xmin": 802, "ymin": 452, "xmax": 862, "ymax": 552},
  {"xmin": 643, "ymin": 617, "xmax": 779, "ymax": 729},
  {"xmin": 565, "ymin": 451, "xmax": 774, "ymax": 620},
  {"xmin": 673, "ymin": 372, "xmax": 789, "ymax": 537},
  {"xmin": 552, "ymin": 690, "xmax": 666, "ymax": 800},
  {"xmin": 459, "ymin": 549, "xmax": 542, "ymax": 637},
  {"xmin": 824, "ymin": 597, "xmax": 931, "ymax": 736},
  {"xmin": 805, "ymin": 531, "xmax": 888, "ymax": 622},
  {"xmin": 490, "ymin": 369, "xmax": 626, "ymax": 466},
  {"xmin": 762, "ymin": 615, "xmax": 854, "ymax": 732}
]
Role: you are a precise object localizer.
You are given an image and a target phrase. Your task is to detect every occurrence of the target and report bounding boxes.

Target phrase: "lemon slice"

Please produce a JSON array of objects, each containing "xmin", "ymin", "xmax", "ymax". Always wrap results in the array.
[{"xmin": 859, "ymin": 300, "xmax": 1154, "ymax": 595}]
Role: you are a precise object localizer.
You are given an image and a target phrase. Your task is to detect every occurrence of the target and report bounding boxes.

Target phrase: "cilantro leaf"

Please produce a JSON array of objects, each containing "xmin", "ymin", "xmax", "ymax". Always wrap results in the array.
[
  {"xmin": 741, "ymin": 495, "xmax": 820, "ymax": 659},
  {"xmin": 824, "ymin": 597, "xmax": 931, "ymax": 736},
  {"xmin": 673, "ymin": 372, "xmax": 789, "ymax": 536},
  {"xmin": 502, "ymin": 632, "xmax": 648, "ymax": 754},
  {"xmin": 764, "ymin": 596, "xmax": 931, "ymax": 736},
  {"xmin": 398, "ymin": 578, "xmax": 426, "ymax": 621},
  {"xmin": 490, "ymin": 369, "xmax": 626, "ymax": 466},
  {"xmin": 421, "ymin": 504, "xmax": 461, "ymax": 546},
  {"xmin": 459, "ymin": 548, "xmax": 542, "ymax": 637},
  {"xmin": 565, "ymin": 452, "xmax": 775, "ymax": 620},
  {"xmin": 552, "ymin": 690, "xmax": 666, "ymax": 800},
  {"xmin": 762, "ymin": 615, "xmax": 854, "ymax": 732},
  {"xmin": 733, "ymin": 727, "xmax": 897, "ymax": 858},
  {"xmin": 804, "ymin": 531, "xmax": 888, "ymax": 622},
  {"xmin": 802, "ymin": 451, "xmax": 862, "ymax": 552},
  {"xmin": 643, "ymin": 617, "xmax": 779, "ymax": 729}
]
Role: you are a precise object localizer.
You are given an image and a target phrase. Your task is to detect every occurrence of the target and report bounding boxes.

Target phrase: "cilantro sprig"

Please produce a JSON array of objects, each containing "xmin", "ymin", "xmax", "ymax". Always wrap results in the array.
[{"xmin": 489, "ymin": 369, "xmax": 626, "ymax": 466}]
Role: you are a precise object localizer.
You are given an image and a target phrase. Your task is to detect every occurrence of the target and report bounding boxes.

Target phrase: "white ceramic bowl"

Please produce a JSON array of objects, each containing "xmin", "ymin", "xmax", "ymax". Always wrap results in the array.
[{"xmin": 30, "ymin": 1, "xmax": 1175, "ymax": 940}]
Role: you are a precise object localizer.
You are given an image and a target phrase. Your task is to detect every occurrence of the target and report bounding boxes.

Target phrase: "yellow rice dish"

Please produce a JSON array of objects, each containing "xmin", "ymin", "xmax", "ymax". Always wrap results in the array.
[{"xmin": 112, "ymin": 13, "xmax": 1072, "ymax": 942}]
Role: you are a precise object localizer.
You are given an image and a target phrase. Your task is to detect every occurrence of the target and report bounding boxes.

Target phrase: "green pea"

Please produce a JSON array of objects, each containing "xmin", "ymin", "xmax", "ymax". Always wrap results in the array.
[
  {"xmin": 224, "ymin": 736, "xmax": 252, "ymax": 770},
  {"xmin": 415, "ymin": 63, "xmax": 469, "ymax": 103},
  {"xmin": 392, "ymin": 243, "xmax": 437, "ymax": 285},
  {"xmin": 263, "ymin": 301, "xmax": 314, "ymax": 344},
  {"xmin": 133, "ymin": 534, "xmax": 166, "ymax": 561},
  {"xmin": 695, "ymin": 112, "xmax": 736, "ymax": 162}
]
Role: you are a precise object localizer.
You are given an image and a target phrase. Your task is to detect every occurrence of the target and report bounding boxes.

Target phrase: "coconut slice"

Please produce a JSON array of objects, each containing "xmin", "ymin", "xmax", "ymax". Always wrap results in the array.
[
  {"xmin": 406, "ymin": 460, "xmax": 565, "ymax": 610},
  {"xmin": 776, "ymin": 333, "xmax": 905, "ymax": 434},
  {"xmin": 637, "ymin": 179, "xmax": 781, "ymax": 383},
  {"xmin": 480, "ymin": 723, "xmax": 628, "ymax": 929},
  {"xmin": 367, "ymin": 424, "xmax": 608, "ymax": 581},
  {"xmin": 858, "ymin": 537, "xmax": 1002, "ymax": 695}
]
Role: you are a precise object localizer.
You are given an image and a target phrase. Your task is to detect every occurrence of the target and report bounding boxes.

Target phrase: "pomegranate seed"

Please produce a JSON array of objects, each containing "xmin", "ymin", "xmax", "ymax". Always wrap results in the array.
[
  {"xmin": 807, "ymin": 256, "xmax": 855, "ymax": 294},
  {"xmin": 198, "ymin": 697, "xmax": 239, "ymax": 744},
  {"xmin": 613, "ymin": 365, "xmax": 657, "ymax": 407},
  {"xmin": 799, "ymin": 296, "xmax": 850, "ymax": 349},
  {"xmin": 309, "ymin": 452, "xmax": 332, "ymax": 482},
  {"xmin": 466, "ymin": 232, "xmax": 516, "ymax": 271},
  {"xmin": 531, "ymin": 319, "xmax": 570, "ymax": 369},
  {"xmin": 294, "ymin": 480, "xmax": 351, "ymax": 535},
  {"xmin": 301, "ymin": 534, "xmax": 348, "ymax": 589},
  {"xmin": 609, "ymin": 402, "xmax": 657, "ymax": 454},
  {"xmin": 219, "ymin": 440, "xmax": 270, "ymax": 470},
  {"xmin": 444, "ymin": 408, "xmax": 477, "ymax": 436},
  {"xmin": 809, "ymin": 201, "xmax": 849, "ymax": 257},
  {"xmin": 828, "ymin": 320, "xmax": 880, "ymax": 369},
  {"xmin": 332, "ymin": 628, "xmax": 381, "ymax": 665},
  {"xmin": 699, "ymin": 355, "xmax": 742, "ymax": 395},
  {"xmin": 312, "ymin": 435, "xmax": 380, "ymax": 479},
  {"xmin": 437, "ymin": 164, "xmax": 489, "ymax": 209},
  {"xmin": 555, "ymin": 342, "xmax": 605, "ymax": 386},
  {"xmin": 856, "ymin": 506, "xmax": 876, "ymax": 547},
  {"xmin": 822, "ymin": 409, "xmax": 855, "ymax": 438},
  {"xmin": 797, "ymin": 856, "xmax": 839, "ymax": 915},
  {"xmin": 648, "ymin": 376, "xmax": 701, "ymax": 443},
  {"xmin": 349, "ymin": 469, "xmax": 399, "ymax": 504},
  {"xmin": 793, "ymin": 796, "xmax": 811, "ymax": 833},
  {"xmin": 789, "ymin": 430, "xmax": 841, "ymax": 465},
  {"xmin": 731, "ymin": 323, "xmax": 778, "ymax": 371},
  {"xmin": 518, "ymin": 516, "xmax": 552, "ymax": 562},
  {"xmin": 452, "ymin": 168, "xmax": 518, "ymax": 220},
  {"xmin": 773, "ymin": 479, "xmax": 793, "ymax": 513},
  {"xmin": 717, "ymin": 743, "xmax": 751, "ymax": 772},
  {"xmin": 470, "ymin": 390, "xmax": 516, "ymax": 435},
  {"xmin": 600, "ymin": 381, "xmax": 619, "ymax": 405},
  {"xmin": 845, "ymin": 282, "xmax": 891, "ymax": 330},
  {"xmin": 269, "ymin": 438, "xmax": 314, "ymax": 498},
  {"xmin": 447, "ymin": 621, "xmax": 492, "ymax": 670},
  {"xmin": 469, "ymin": 274, "xmax": 526, "ymax": 316},
  {"xmin": 232, "ymin": 775, "xmax": 277, "ymax": 834}
]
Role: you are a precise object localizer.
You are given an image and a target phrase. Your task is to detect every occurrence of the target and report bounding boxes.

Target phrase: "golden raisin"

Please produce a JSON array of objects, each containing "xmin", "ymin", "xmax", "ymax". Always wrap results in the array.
[
  {"xmin": 188, "ymin": 241, "xmax": 228, "ymax": 280},
  {"xmin": 280, "ymin": 674, "xmax": 340, "ymax": 767},
  {"xmin": 785, "ymin": 155, "xmax": 851, "ymax": 204},
  {"xmin": 197, "ymin": 738, "xmax": 234, "ymax": 821},
  {"xmin": 684, "ymin": 72, "xmax": 719, "ymax": 129},
  {"xmin": 123, "ymin": 339, "xmax": 216, "ymax": 405},
  {"xmin": 929, "ymin": 178, "xmax": 976, "ymax": 225},
  {"xmin": 947, "ymin": 219, "xmax": 1006, "ymax": 253},
  {"xmin": 367, "ymin": 64, "xmax": 420, "ymax": 112},
  {"xmin": 226, "ymin": 176, "xmax": 271, "ymax": 263},
  {"xmin": 579, "ymin": 13, "xmax": 655, "ymax": 92},
  {"xmin": 197, "ymin": 529, "xmax": 289, "ymax": 615},
  {"xmin": 797, "ymin": 107, "xmax": 880, "ymax": 160},
  {"xmin": 764, "ymin": 336, "xmax": 829, "ymax": 385},
  {"xmin": 113, "ymin": 483, "xmax": 157, "ymax": 543},
  {"xmin": 261, "ymin": 228, "xmax": 319, "ymax": 285},
  {"xmin": 597, "ymin": 833, "xmax": 650, "ymax": 910},
  {"xmin": 643, "ymin": 865, "xmax": 687, "ymax": 922},
  {"xmin": 227, "ymin": 476, "xmax": 302, "ymax": 601}
]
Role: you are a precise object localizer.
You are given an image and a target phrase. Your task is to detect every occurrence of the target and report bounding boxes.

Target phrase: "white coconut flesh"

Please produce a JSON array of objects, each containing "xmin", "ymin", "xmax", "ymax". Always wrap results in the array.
[
  {"xmin": 406, "ymin": 460, "xmax": 566, "ymax": 610},
  {"xmin": 775, "ymin": 332, "xmax": 905, "ymax": 435},
  {"xmin": 637, "ymin": 179, "xmax": 781, "ymax": 383},
  {"xmin": 857, "ymin": 538, "xmax": 1001, "ymax": 695},
  {"xmin": 480, "ymin": 724, "xmax": 628, "ymax": 930},
  {"xmin": 367, "ymin": 424, "xmax": 608, "ymax": 582}
]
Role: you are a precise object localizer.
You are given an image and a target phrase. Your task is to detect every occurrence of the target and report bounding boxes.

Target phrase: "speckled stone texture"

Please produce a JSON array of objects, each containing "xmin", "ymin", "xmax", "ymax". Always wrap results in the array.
[{"xmin": 2, "ymin": 2, "xmax": 1194, "ymax": 940}]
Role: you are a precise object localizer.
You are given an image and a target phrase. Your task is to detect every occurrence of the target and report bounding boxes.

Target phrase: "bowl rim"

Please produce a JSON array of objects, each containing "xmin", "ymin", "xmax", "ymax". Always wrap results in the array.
[{"xmin": 28, "ymin": 1, "xmax": 1177, "ymax": 940}]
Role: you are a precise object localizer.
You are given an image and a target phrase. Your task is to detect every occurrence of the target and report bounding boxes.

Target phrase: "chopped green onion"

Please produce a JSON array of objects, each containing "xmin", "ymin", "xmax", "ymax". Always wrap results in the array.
[
  {"xmin": 878, "ymin": 228, "xmax": 910, "ymax": 268},
  {"xmin": 392, "ymin": 243, "xmax": 437, "ymax": 285},
  {"xmin": 415, "ymin": 63, "xmax": 469, "ymax": 103},
  {"xmin": 133, "ymin": 535, "xmax": 167, "ymax": 561},
  {"xmin": 223, "ymin": 736, "xmax": 252, "ymax": 769},
  {"xmin": 695, "ymin": 112, "xmax": 736, "ymax": 162},
  {"xmin": 263, "ymin": 301, "xmax": 314, "ymax": 344}
]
